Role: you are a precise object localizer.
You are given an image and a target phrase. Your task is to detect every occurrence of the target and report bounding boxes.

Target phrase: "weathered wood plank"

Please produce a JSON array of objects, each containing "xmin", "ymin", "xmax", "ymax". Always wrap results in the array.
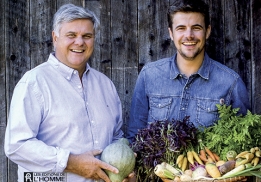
[
  {"xmin": 0, "ymin": 1, "xmax": 7, "ymax": 181},
  {"xmin": 251, "ymin": 0, "xmax": 261, "ymax": 115},
  {"xmin": 85, "ymin": 0, "xmax": 112, "ymax": 79},
  {"xmin": 204, "ymin": 0, "xmax": 225, "ymax": 64},
  {"xmin": 30, "ymin": 0, "xmax": 56, "ymax": 67},
  {"xmin": 111, "ymin": 0, "xmax": 138, "ymax": 134},
  {"xmin": 138, "ymin": 0, "xmax": 174, "ymax": 71},
  {"xmin": 6, "ymin": 0, "xmax": 31, "ymax": 181},
  {"xmin": 57, "ymin": 0, "xmax": 83, "ymax": 8},
  {"xmin": 223, "ymin": 0, "xmax": 251, "ymax": 102}
]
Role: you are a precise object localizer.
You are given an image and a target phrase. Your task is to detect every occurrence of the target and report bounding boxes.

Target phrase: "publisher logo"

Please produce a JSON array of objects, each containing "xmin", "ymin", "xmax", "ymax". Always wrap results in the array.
[{"xmin": 24, "ymin": 172, "xmax": 66, "ymax": 182}]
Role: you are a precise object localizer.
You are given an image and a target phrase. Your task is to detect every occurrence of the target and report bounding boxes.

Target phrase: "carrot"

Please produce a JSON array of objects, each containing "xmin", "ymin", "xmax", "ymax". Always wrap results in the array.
[
  {"xmin": 181, "ymin": 156, "xmax": 187, "ymax": 172},
  {"xmin": 205, "ymin": 147, "xmax": 216, "ymax": 162},
  {"xmin": 192, "ymin": 151, "xmax": 204, "ymax": 165},
  {"xmin": 199, "ymin": 149, "xmax": 207, "ymax": 161},
  {"xmin": 205, "ymin": 163, "xmax": 221, "ymax": 178},
  {"xmin": 176, "ymin": 154, "xmax": 184, "ymax": 165},
  {"xmin": 199, "ymin": 154, "xmax": 208, "ymax": 162},
  {"xmin": 187, "ymin": 151, "xmax": 194, "ymax": 165},
  {"xmin": 213, "ymin": 152, "xmax": 220, "ymax": 161}
]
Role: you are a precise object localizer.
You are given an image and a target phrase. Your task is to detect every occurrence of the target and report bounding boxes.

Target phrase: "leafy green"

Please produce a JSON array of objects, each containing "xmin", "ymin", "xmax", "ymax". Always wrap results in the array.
[
  {"xmin": 198, "ymin": 104, "xmax": 261, "ymax": 161},
  {"xmin": 131, "ymin": 116, "xmax": 198, "ymax": 181}
]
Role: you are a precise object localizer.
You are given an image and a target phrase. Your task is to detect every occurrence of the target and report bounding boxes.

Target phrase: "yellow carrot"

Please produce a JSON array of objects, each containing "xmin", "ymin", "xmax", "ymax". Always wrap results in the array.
[
  {"xmin": 176, "ymin": 154, "xmax": 184, "ymax": 165},
  {"xmin": 187, "ymin": 151, "xmax": 194, "ymax": 165},
  {"xmin": 192, "ymin": 151, "xmax": 204, "ymax": 165},
  {"xmin": 181, "ymin": 156, "xmax": 187, "ymax": 172}
]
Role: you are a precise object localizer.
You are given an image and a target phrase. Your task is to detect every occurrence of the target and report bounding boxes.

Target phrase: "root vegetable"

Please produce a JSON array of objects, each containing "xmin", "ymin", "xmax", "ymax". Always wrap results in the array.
[
  {"xmin": 187, "ymin": 151, "xmax": 194, "ymax": 165},
  {"xmin": 205, "ymin": 147, "xmax": 216, "ymax": 162},
  {"xmin": 192, "ymin": 151, "xmax": 204, "ymax": 165},
  {"xmin": 218, "ymin": 160, "xmax": 236, "ymax": 174},
  {"xmin": 226, "ymin": 150, "xmax": 237, "ymax": 161},
  {"xmin": 205, "ymin": 163, "xmax": 221, "ymax": 178},
  {"xmin": 180, "ymin": 174, "xmax": 192, "ymax": 181},
  {"xmin": 192, "ymin": 166, "xmax": 207, "ymax": 179},
  {"xmin": 235, "ymin": 151, "xmax": 249, "ymax": 159},
  {"xmin": 215, "ymin": 160, "xmax": 226, "ymax": 167},
  {"xmin": 154, "ymin": 164, "xmax": 175, "ymax": 179},
  {"xmin": 181, "ymin": 156, "xmax": 188, "ymax": 172},
  {"xmin": 220, "ymin": 164, "xmax": 245, "ymax": 178}
]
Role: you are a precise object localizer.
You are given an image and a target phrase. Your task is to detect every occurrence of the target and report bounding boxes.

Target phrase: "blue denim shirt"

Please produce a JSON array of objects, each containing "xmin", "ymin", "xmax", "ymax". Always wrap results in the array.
[{"xmin": 126, "ymin": 53, "xmax": 250, "ymax": 142}]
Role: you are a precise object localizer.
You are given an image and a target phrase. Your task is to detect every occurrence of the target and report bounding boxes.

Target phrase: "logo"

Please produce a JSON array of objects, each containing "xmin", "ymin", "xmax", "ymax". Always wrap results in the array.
[
  {"xmin": 24, "ymin": 172, "xmax": 66, "ymax": 182},
  {"xmin": 24, "ymin": 172, "xmax": 33, "ymax": 182}
]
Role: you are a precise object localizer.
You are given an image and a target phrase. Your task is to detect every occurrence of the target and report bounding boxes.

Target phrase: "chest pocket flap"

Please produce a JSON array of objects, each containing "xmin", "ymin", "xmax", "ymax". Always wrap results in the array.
[{"xmin": 149, "ymin": 97, "xmax": 172, "ymax": 121}]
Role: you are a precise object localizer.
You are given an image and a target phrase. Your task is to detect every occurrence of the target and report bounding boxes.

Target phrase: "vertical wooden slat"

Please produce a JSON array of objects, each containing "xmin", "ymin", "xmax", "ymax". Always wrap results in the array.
[
  {"xmin": 85, "ymin": 0, "xmax": 112, "ymax": 79},
  {"xmin": 204, "ymin": 0, "xmax": 225, "ymax": 64},
  {"xmin": 6, "ymin": 0, "xmax": 30, "ymax": 181},
  {"xmin": 0, "ymin": 0, "xmax": 7, "ymax": 181},
  {"xmin": 57, "ymin": 0, "xmax": 83, "ymax": 7},
  {"xmin": 30, "ymin": 0, "xmax": 56, "ymax": 68},
  {"xmin": 111, "ymin": 0, "xmax": 138, "ymax": 134},
  {"xmin": 138, "ymin": 0, "xmax": 174, "ymax": 71},
  {"xmin": 251, "ymin": 0, "xmax": 261, "ymax": 115},
  {"xmin": 223, "ymin": 0, "xmax": 252, "ymax": 102}
]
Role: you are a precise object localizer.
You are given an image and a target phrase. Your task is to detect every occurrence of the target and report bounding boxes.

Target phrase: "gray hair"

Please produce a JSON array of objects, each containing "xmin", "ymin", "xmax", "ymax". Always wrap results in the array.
[{"xmin": 53, "ymin": 3, "xmax": 100, "ymax": 36}]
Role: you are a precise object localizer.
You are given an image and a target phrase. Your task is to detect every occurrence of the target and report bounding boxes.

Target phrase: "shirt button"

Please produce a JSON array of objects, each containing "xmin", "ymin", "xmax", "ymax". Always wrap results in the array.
[
  {"xmin": 78, "ymin": 85, "xmax": 82, "ymax": 89},
  {"xmin": 66, "ymin": 76, "xmax": 70, "ymax": 80},
  {"xmin": 73, "ymin": 70, "xmax": 77, "ymax": 74},
  {"xmin": 95, "ymin": 140, "xmax": 99, "ymax": 144}
]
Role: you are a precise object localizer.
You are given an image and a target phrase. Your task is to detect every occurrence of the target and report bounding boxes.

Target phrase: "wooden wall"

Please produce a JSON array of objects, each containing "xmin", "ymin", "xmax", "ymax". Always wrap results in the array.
[{"xmin": 0, "ymin": 0, "xmax": 260, "ymax": 181}]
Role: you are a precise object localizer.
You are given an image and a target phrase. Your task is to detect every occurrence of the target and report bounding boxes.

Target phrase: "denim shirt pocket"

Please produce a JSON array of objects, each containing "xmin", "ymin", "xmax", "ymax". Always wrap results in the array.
[
  {"xmin": 149, "ymin": 97, "xmax": 172, "ymax": 121},
  {"xmin": 196, "ymin": 100, "xmax": 219, "ymax": 127}
]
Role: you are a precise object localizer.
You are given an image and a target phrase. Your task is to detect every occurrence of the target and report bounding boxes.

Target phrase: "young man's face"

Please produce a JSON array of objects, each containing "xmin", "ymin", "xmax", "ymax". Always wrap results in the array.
[
  {"xmin": 52, "ymin": 19, "xmax": 95, "ymax": 73},
  {"xmin": 168, "ymin": 12, "xmax": 211, "ymax": 61}
]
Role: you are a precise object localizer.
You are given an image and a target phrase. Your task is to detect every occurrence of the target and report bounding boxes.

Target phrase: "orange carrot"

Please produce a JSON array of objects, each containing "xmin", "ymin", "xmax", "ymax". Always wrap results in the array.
[
  {"xmin": 205, "ymin": 147, "xmax": 216, "ymax": 162},
  {"xmin": 200, "ymin": 149, "xmax": 207, "ymax": 159},
  {"xmin": 213, "ymin": 152, "xmax": 220, "ymax": 161},
  {"xmin": 199, "ymin": 154, "xmax": 208, "ymax": 162}
]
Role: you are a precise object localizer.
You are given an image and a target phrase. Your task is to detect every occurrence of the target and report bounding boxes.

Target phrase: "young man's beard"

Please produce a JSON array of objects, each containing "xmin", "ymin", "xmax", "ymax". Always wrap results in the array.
[{"xmin": 178, "ymin": 46, "xmax": 204, "ymax": 61}]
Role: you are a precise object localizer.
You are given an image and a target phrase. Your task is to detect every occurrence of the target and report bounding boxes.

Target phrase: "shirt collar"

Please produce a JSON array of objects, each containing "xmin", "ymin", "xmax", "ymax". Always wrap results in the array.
[
  {"xmin": 47, "ymin": 52, "xmax": 90, "ymax": 80},
  {"xmin": 170, "ymin": 52, "xmax": 211, "ymax": 80}
]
